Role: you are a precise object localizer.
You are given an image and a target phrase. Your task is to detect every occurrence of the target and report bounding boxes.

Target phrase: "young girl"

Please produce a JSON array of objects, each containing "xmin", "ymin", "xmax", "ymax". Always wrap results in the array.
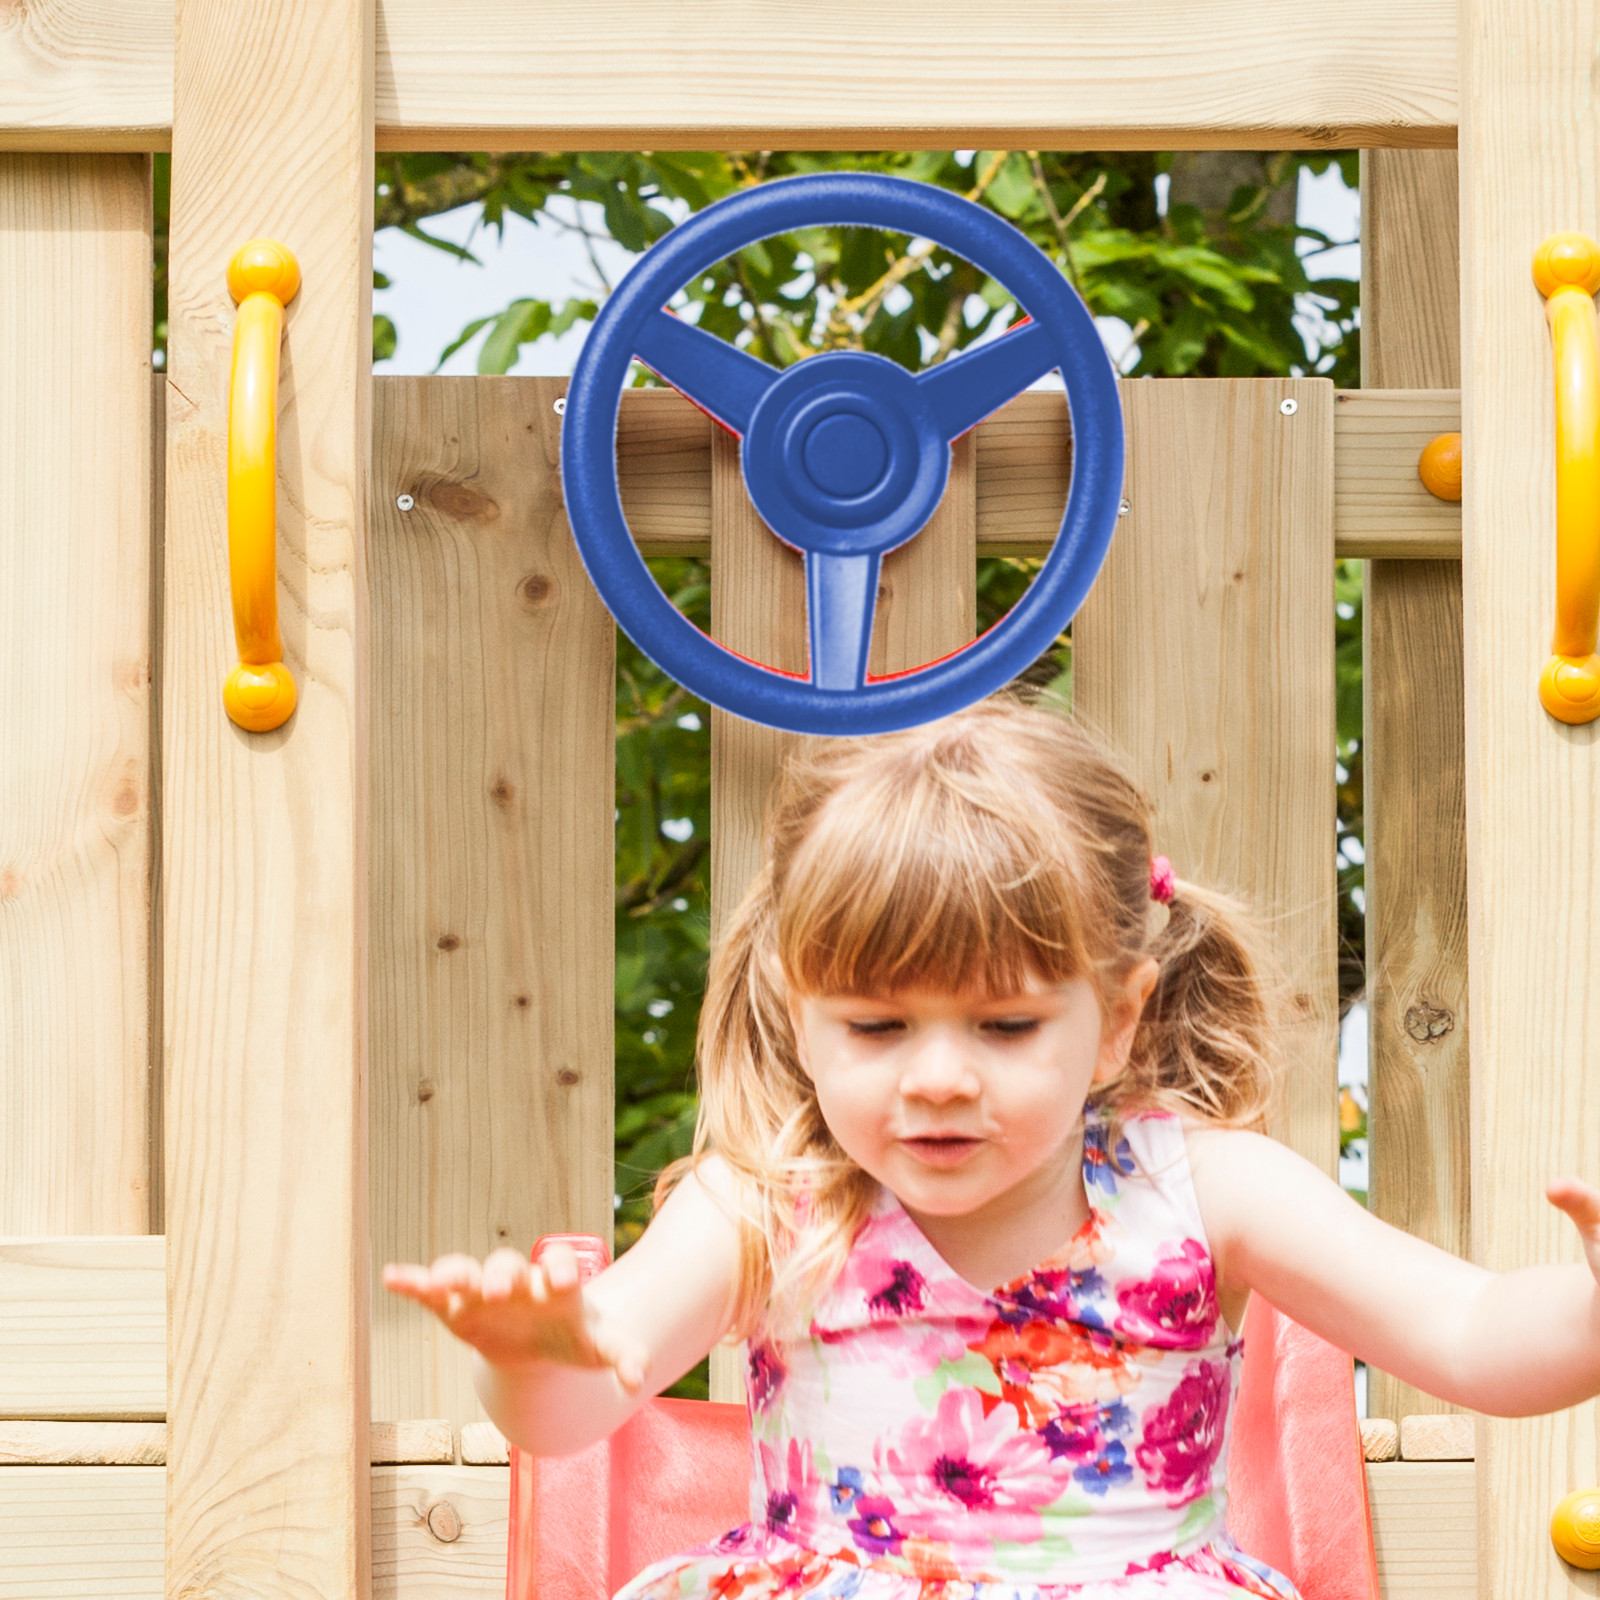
[{"xmin": 386, "ymin": 697, "xmax": 1600, "ymax": 1597}]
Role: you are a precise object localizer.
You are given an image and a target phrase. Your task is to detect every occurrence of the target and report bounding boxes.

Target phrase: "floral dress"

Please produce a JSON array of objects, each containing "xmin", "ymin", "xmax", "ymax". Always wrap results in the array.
[{"xmin": 618, "ymin": 1110, "xmax": 1300, "ymax": 1600}]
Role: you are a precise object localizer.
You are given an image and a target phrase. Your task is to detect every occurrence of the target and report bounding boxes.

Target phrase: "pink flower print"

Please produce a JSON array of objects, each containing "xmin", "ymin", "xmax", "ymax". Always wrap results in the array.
[
  {"xmin": 1115, "ymin": 1240, "xmax": 1218, "ymax": 1350},
  {"xmin": 847, "ymin": 1494, "xmax": 906, "ymax": 1556},
  {"xmin": 970, "ymin": 1314, "xmax": 1139, "ymax": 1424},
  {"xmin": 881, "ymin": 1386, "xmax": 1059, "ymax": 1543},
  {"xmin": 1135, "ymin": 1358, "xmax": 1231, "ymax": 1506},
  {"xmin": 866, "ymin": 1259, "xmax": 927, "ymax": 1317},
  {"xmin": 746, "ymin": 1341, "xmax": 786, "ymax": 1412},
  {"xmin": 756, "ymin": 1436, "xmax": 824, "ymax": 1537}
]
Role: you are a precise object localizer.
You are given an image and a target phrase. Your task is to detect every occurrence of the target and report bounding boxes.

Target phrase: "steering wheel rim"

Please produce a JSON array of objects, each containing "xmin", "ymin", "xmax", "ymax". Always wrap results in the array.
[{"xmin": 561, "ymin": 171, "xmax": 1124, "ymax": 736}]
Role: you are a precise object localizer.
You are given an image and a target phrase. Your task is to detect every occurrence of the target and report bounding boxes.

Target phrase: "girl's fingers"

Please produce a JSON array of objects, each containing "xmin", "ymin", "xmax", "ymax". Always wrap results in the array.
[
  {"xmin": 538, "ymin": 1240, "xmax": 581, "ymax": 1295},
  {"xmin": 1547, "ymin": 1177, "xmax": 1600, "ymax": 1236},
  {"xmin": 481, "ymin": 1248, "xmax": 532, "ymax": 1303}
]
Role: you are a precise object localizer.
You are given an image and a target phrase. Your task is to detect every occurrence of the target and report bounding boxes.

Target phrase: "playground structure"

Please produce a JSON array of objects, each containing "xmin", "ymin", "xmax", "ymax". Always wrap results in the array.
[{"xmin": 0, "ymin": 3, "xmax": 1596, "ymax": 1597}]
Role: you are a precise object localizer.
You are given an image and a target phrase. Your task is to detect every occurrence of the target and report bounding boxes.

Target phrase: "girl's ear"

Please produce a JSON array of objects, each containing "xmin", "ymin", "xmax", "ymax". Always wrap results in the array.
[{"xmin": 1091, "ymin": 958, "xmax": 1159, "ymax": 1085}]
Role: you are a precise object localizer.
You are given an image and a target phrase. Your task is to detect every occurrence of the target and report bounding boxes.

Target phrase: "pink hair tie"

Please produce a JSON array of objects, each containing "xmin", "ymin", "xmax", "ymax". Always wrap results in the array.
[{"xmin": 1149, "ymin": 855, "xmax": 1176, "ymax": 904}]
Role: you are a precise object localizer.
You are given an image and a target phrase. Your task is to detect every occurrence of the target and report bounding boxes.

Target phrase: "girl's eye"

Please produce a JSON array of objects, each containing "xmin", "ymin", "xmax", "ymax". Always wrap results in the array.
[
  {"xmin": 846, "ymin": 1018, "xmax": 905, "ymax": 1037},
  {"xmin": 984, "ymin": 1017, "xmax": 1041, "ymax": 1037}
]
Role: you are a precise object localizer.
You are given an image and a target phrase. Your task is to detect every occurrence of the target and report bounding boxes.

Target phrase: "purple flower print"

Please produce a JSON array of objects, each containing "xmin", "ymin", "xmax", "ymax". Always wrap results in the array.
[
  {"xmin": 1135, "ymin": 1358, "xmax": 1231, "ymax": 1506},
  {"xmin": 848, "ymin": 1495, "xmax": 906, "ymax": 1556},
  {"xmin": 829, "ymin": 1465, "xmax": 865, "ymax": 1515},
  {"xmin": 765, "ymin": 1489, "xmax": 797, "ymax": 1533},
  {"xmin": 882, "ymin": 1386, "xmax": 1058, "ymax": 1542},
  {"xmin": 1041, "ymin": 1399, "xmax": 1133, "ymax": 1463},
  {"xmin": 1083, "ymin": 1121, "xmax": 1134, "ymax": 1194},
  {"xmin": 747, "ymin": 1340, "xmax": 787, "ymax": 1411},
  {"xmin": 998, "ymin": 1266, "xmax": 1109, "ymax": 1328},
  {"xmin": 1072, "ymin": 1438, "xmax": 1134, "ymax": 1496},
  {"xmin": 1114, "ymin": 1240, "xmax": 1218, "ymax": 1350},
  {"xmin": 867, "ymin": 1259, "xmax": 927, "ymax": 1317}
]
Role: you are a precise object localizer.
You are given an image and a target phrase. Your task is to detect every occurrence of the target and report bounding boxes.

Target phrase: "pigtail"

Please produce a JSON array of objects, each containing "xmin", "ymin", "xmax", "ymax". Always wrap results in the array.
[{"xmin": 1116, "ymin": 876, "xmax": 1281, "ymax": 1131}]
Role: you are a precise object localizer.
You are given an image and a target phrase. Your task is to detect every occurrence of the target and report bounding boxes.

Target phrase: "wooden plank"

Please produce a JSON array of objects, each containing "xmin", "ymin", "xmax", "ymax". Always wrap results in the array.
[
  {"xmin": 1400, "ymin": 1412, "xmax": 1476, "ymax": 1461},
  {"xmin": 1365, "ymin": 1461, "xmax": 1477, "ymax": 1599},
  {"xmin": 0, "ymin": 1, "xmax": 1457, "ymax": 152},
  {"xmin": 458, "ymin": 1422, "xmax": 508, "ymax": 1465},
  {"xmin": 0, "ymin": 1467, "xmax": 165, "ymax": 1600},
  {"xmin": 1333, "ymin": 390, "xmax": 1462, "ymax": 558},
  {"xmin": 1359, "ymin": 149, "xmax": 1469, "ymax": 1436},
  {"xmin": 1075, "ymin": 380, "xmax": 1339, "ymax": 1172},
  {"xmin": 0, "ymin": 1237, "xmax": 164, "ymax": 1419},
  {"xmin": 160, "ymin": 0, "xmax": 374, "ymax": 1595},
  {"xmin": 0, "ymin": 155, "xmax": 154, "ymax": 1237},
  {"xmin": 372, "ymin": 1465, "xmax": 511, "ymax": 1599},
  {"xmin": 622, "ymin": 388, "xmax": 1462, "ymax": 562},
  {"xmin": 369, "ymin": 377, "xmax": 615, "ymax": 1430},
  {"xmin": 369, "ymin": 1421, "xmax": 454, "ymax": 1465},
  {"xmin": 1361, "ymin": 1417, "xmax": 1400, "ymax": 1462},
  {"xmin": 0, "ymin": 1423, "xmax": 166, "ymax": 1466},
  {"xmin": 1460, "ymin": 4, "xmax": 1600, "ymax": 1594}
]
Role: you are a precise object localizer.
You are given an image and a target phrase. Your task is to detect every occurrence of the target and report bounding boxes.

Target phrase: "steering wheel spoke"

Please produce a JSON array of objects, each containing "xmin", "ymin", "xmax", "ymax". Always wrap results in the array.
[
  {"xmin": 806, "ymin": 551, "xmax": 880, "ymax": 691},
  {"xmin": 632, "ymin": 308, "xmax": 779, "ymax": 435},
  {"xmin": 917, "ymin": 319, "xmax": 1059, "ymax": 442}
]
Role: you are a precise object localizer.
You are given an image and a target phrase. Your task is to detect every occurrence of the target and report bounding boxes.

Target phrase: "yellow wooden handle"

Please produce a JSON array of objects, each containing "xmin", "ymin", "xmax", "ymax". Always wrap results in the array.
[
  {"xmin": 1534, "ymin": 234, "xmax": 1600, "ymax": 724},
  {"xmin": 224, "ymin": 240, "xmax": 301, "ymax": 732}
]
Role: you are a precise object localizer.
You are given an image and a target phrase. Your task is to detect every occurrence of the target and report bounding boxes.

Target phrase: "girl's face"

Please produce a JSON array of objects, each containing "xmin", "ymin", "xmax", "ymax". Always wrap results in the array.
[{"xmin": 790, "ymin": 967, "xmax": 1156, "ymax": 1220}]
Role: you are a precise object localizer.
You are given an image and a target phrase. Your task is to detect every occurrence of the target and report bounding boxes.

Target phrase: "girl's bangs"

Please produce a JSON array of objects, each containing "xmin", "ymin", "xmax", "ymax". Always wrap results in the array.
[{"xmin": 776, "ymin": 767, "xmax": 1096, "ymax": 999}]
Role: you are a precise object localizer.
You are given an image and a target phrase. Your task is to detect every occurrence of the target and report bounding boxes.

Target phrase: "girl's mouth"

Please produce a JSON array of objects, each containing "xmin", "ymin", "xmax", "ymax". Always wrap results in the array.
[{"xmin": 899, "ymin": 1135, "xmax": 984, "ymax": 1168}]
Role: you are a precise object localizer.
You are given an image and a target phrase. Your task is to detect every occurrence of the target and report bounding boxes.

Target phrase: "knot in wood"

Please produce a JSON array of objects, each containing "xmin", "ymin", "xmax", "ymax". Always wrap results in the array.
[
  {"xmin": 425, "ymin": 1499, "xmax": 463, "ymax": 1543},
  {"xmin": 428, "ymin": 481, "xmax": 500, "ymax": 523},
  {"xmin": 436, "ymin": 934, "xmax": 461, "ymax": 952},
  {"xmin": 519, "ymin": 572, "xmax": 554, "ymax": 609},
  {"xmin": 1404, "ymin": 1001, "xmax": 1454, "ymax": 1044},
  {"xmin": 556, "ymin": 1068, "xmax": 580, "ymax": 1086}
]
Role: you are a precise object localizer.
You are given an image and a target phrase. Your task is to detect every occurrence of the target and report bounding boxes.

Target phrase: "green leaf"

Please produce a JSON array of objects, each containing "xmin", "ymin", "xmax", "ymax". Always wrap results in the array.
[{"xmin": 372, "ymin": 314, "xmax": 396, "ymax": 362}]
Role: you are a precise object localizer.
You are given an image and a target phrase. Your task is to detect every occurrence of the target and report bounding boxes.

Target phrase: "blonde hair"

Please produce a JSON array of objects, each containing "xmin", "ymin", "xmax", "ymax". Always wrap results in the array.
[{"xmin": 658, "ymin": 695, "xmax": 1279, "ymax": 1338}]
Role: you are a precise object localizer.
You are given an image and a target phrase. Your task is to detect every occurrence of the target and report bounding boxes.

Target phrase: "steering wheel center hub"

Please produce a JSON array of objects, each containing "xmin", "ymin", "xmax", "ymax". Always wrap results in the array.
[
  {"xmin": 802, "ymin": 411, "xmax": 888, "ymax": 497},
  {"xmin": 742, "ymin": 351, "xmax": 950, "ymax": 557}
]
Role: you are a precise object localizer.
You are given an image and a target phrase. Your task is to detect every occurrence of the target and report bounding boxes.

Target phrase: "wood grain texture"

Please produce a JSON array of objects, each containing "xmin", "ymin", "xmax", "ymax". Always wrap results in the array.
[
  {"xmin": 1364, "ymin": 1461, "xmax": 1476, "ymax": 1598},
  {"xmin": 1333, "ymin": 390, "xmax": 1462, "ymax": 558},
  {"xmin": 1075, "ymin": 381, "xmax": 1339, "ymax": 1172},
  {"xmin": 161, "ymin": 0, "xmax": 373, "ymax": 1595},
  {"xmin": 1356, "ymin": 153, "xmax": 1470, "ymax": 1429},
  {"xmin": 369, "ymin": 1421, "xmax": 454, "ymax": 1465},
  {"xmin": 0, "ymin": 156, "xmax": 154, "ymax": 1237},
  {"xmin": 0, "ymin": 1422, "xmax": 167, "ymax": 1466},
  {"xmin": 0, "ymin": 1467, "xmax": 165, "ymax": 1600},
  {"xmin": 369, "ymin": 378, "xmax": 614, "ymax": 1429},
  {"xmin": 1460, "ymin": 5, "xmax": 1600, "ymax": 1594},
  {"xmin": 1400, "ymin": 1412, "xmax": 1476, "ymax": 1461},
  {"xmin": 372, "ymin": 1465, "xmax": 511, "ymax": 1598},
  {"xmin": 0, "ymin": 1236, "xmax": 164, "ymax": 1419},
  {"xmin": 620, "ymin": 387, "xmax": 1460, "ymax": 562},
  {"xmin": 458, "ymin": 1421, "xmax": 508, "ymax": 1465},
  {"xmin": 0, "ymin": 1, "xmax": 1457, "ymax": 152},
  {"xmin": 1361, "ymin": 1417, "xmax": 1401, "ymax": 1462}
]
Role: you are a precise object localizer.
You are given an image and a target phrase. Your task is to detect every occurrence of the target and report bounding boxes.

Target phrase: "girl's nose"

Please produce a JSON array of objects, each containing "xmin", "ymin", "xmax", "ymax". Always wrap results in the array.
[{"xmin": 898, "ymin": 1031, "xmax": 980, "ymax": 1103}]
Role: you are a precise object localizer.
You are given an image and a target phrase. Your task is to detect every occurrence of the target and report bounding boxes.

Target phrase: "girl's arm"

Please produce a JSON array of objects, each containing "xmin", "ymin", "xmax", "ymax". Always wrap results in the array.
[
  {"xmin": 1186, "ymin": 1126, "xmax": 1600, "ymax": 1417},
  {"xmin": 383, "ymin": 1156, "xmax": 742, "ymax": 1455}
]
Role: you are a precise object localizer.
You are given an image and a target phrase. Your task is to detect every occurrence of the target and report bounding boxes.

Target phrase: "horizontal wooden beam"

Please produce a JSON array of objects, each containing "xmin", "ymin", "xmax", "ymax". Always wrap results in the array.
[
  {"xmin": 0, "ymin": 1237, "xmax": 163, "ymax": 1419},
  {"xmin": 607, "ymin": 384, "xmax": 1466, "ymax": 561},
  {"xmin": 0, "ymin": 1462, "xmax": 1477, "ymax": 1597},
  {"xmin": 3, "ymin": 1, "xmax": 1456, "ymax": 153}
]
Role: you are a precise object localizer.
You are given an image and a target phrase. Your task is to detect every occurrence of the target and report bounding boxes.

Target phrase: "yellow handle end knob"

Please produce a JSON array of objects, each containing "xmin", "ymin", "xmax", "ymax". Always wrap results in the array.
[
  {"xmin": 228, "ymin": 239, "xmax": 301, "ymax": 307},
  {"xmin": 224, "ymin": 662, "xmax": 297, "ymax": 733},
  {"xmin": 1539, "ymin": 655, "xmax": 1600, "ymax": 723},
  {"xmin": 1552, "ymin": 1487, "xmax": 1600, "ymax": 1569},
  {"xmin": 1418, "ymin": 432, "xmax": 1463, "ymax": 501},
  {"xmin": 1534, "ymin": 234, "xmax": 1600, "ymax": 299}
]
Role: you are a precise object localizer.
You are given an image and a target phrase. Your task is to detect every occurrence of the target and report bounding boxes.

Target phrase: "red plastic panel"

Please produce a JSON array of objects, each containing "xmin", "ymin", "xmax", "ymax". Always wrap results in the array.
[
  {"xmin": 1227, "ymin": 1298, "xmax": 1379, "ymax": 1600},
  {"xmin": 508, "ymin": 1240, "xmax": 1377, "ymax": 1600}
]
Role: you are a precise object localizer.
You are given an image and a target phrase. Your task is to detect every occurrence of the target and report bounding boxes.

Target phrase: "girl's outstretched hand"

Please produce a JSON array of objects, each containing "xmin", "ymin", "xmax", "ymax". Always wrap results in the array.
[
  {"xmin": 382, "ymin": 1242, "xmax": 649, "ymax": 1391},
  {"xmin": 1548, "ymin": 1176, "xmax": 1600, "ymax": 1284}
]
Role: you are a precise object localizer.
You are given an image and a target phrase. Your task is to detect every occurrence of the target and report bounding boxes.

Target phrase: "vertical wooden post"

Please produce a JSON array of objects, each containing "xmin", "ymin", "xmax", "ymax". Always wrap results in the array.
[
  {"xmin": 162, "ymin": 1, "xmax": 373, "ymax": 1595},
  {"xmin": 1460, "ymin": 4, "xmax": 1600, "ymax": 1593},
  {"xmin": 1359, "ymin": 149, "xmax": 1470, "ymax": 1425},
  {"xmin": 705, "ymin": 431, "xmax": 975, "ymax": 1401},
  {"xmin": 0, "ymin": 155, "xmax": 155, "ymax": 1237},
  {"xmin": 1076, "ymin": 381, "xmax": 1339, "ymax": 1174}
]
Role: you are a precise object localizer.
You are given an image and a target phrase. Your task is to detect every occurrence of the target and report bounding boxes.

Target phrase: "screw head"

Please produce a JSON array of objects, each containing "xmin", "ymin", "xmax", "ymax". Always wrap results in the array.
[
  {"xmin": 1279, "ymin": 397, "xmax": 1298, "ymax": 416},
  {"xmin": 1117, "ymin": 499, "xmax": 1131, "ymax": 517},
  {"xmin": 553, "ymin": 396, "xmax": 567, "ymax": 415},
  {"xmin": 396, "ymin": 493, "xmax": 415, "ymax": 512}
]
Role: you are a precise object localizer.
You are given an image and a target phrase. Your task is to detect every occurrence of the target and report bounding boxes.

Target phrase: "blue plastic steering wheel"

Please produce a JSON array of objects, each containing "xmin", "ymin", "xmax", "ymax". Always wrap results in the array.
[{"xmin": 562, "ymin": 172, "xmax": 1124, "ymax": 735}]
